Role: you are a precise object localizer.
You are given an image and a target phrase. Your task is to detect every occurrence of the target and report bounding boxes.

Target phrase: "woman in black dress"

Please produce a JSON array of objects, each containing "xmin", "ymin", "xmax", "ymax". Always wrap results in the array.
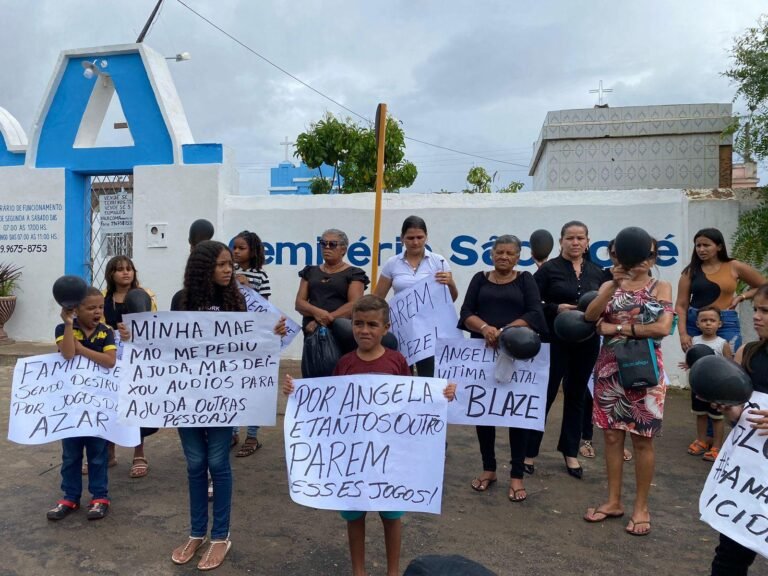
[
  {"xmin": 295, "ymin": 229, "xmax": 369, "ymax": 374},
  {"xmin": 525, "ymin": 221, "xmax": 605, "ymax": 478},
  {"xmin": 459, "ymin": 235, "xmax": 547, "ymax": 502}
]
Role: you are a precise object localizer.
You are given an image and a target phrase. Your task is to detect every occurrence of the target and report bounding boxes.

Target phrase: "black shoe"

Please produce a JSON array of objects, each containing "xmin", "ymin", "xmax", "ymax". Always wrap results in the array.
[
  {"xmin": 523, "ymin": 463, "xmax": 535, "ymax": 475},
  {"xmin": 47, "ymin": 500, "xmax": 79, "ymax": 521},
  {"xmin": 564, "ymin": 456, "xmax": 583, "ymax": 479},
  {"xmin": 87, "ymin": 499, "xmax": 110, "ymax": 520}
]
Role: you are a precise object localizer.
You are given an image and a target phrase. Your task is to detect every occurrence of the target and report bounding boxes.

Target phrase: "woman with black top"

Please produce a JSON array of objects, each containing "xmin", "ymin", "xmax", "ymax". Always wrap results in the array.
[
  {"xmin": 710, "ymin": 283, "xmax": 768, "ymax": 576},
  {"xmin": 525, "ymin": 221, "xmax": 605, "ymax": 479},
  {"xmin": 459, "ymin": 235, "xmax": 547, "ymax": 502}
]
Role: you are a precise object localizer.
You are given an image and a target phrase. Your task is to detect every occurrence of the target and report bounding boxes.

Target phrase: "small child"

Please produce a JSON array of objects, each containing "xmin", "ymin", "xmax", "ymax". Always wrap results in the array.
[
  {"xmin": 685, "ymin": 306, "xmax": 733, "ymax": 462},
  {"xmin": 231, "ymin": 230, "xmax": 270, "ymax": 456},
  {"xmin": 284, "ymin": 295, "xmax": 455, "ymax": 576},
  {"xmin": 47, "ymin": 287, "xmax": 116, "ymax": 521}
]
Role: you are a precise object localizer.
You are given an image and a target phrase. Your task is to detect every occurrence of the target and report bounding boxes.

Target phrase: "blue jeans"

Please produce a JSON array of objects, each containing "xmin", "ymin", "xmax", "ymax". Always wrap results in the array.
[
  {"xmin": 178, "ymin": 427, "xmax": 233, "ymax": 540},
  {"xmin": 687, "ymin": 308, "xmax": 743, "ymax": 351},
  {"xmin": 60, "ymin": 437, "xmax": 109, "ymax": 503},
  {"xmin": 232, "ymin": 426, "xmax": 260, "ymax": 439}
]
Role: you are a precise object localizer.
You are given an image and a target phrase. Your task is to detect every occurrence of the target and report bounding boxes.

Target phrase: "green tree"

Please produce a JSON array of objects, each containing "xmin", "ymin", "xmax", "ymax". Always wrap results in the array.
[
  {"xmin": 464, "ymin": 166, "xmax": 524, "ymax": 193},
  {"xmin": 294, "ymin": 112, "xmax": 417, "ymax": 194},
  {"xmin": 725, "ymin": 15, "xmax": 768, "ymax": 275},
  {"xmin": 465, "ymin": 166, "xmax": 492, "ymax": 193}
]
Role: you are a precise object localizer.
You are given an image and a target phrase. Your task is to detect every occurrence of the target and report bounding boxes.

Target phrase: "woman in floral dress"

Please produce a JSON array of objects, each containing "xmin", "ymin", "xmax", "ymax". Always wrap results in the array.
[{"xmin": 582, "ymin": 244, "xmax": 674, "ymax": 536}]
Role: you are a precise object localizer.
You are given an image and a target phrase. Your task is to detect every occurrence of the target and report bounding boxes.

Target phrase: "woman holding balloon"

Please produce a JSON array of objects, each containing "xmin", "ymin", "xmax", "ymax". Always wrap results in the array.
[
  {"xmin": 458, "ymin": 235, "xmax": 547, "ymax": 502},
  {"xmin": 525, "ymin": 221, "xmax": 605, "ymax": 479},
  {"xmin": 583, "ymin": 229, "xmax": 673, "ymax": 536}
]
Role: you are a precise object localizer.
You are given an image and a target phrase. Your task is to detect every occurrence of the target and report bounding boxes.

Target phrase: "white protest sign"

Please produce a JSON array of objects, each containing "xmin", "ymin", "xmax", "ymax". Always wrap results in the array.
[
  {"xmin": 119, "ymin": 311, "xmax": 281, "ymax": 427},
  {"xmin": 388, "ymin": 277, "xmax": 464, "ymax": 365},
  {"xmin": 8, "ymin": 353, "xmax": 140, "ymax": 447},
  {"xmin": 437, "ymin": 338, "xmax": 549, "ymax": 431},
  {"xmin": 239, "ymin": 284, "xmax": 300, "ymax": 350},
  {"xmin": 699, "ymin": 391, "xmax": 768, "ymax": 559},
  {"xmin": 285, "ymin": 375, "xmax": 448, "ymax": 514}
]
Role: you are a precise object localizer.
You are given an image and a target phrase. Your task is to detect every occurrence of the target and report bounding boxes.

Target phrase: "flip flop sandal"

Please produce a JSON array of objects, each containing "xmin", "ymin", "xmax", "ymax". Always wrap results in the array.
[
  {"xmin": 470, "ymin": 477, "xmax": 497, "ymax": 492},
  {"xmin": 235, "ymin": 438, "xmax": 262, "ymax": 458},
  {"xmin": 508, "ymin": 488, "xmax": 527, "ymax": 503},
  {"xmin": 626, "ymin": 518, "xmax": 652, "ymax": 536},
  {"xmin": 624, "ymin": 449, "xmax": 633, "ymax": 462},
  {"xmin": 171, "ymin": 536, "xmax": 208, "ymax": 565},
  {"xmin": 198, "ymin": 539, "xmax": 232, "ymax": 571},
  {"xmin": 579, "ymin": 441, "xmax": 596, "ymax": 458},
  {"xmin": 129, "ymin": 457, "xmax": 149, "ymax": 478},
  {"xmin": 584, "ymin": 506, "xmax": 625, "ymax": 523}
]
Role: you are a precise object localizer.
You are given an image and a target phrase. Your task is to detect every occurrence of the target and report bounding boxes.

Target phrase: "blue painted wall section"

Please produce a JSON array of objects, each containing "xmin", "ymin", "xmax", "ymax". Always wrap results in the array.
[
  {"xmin": 183, "ymin": 143, "xmax": 223, "ymax": 164},
  {"xmin": 64, "ymin": 170, "xmax": 89, "ymax": 277},
  {"xmin": 0, "ymin": 132, "xmax": 25, "ymax": 166},
  {"xmin": 36, "ymin": 53, "xmax": 174, "ymax": 171},
  {"xmin": 269, "ymin": 161, "xmax": 342, "ymax": 195}
]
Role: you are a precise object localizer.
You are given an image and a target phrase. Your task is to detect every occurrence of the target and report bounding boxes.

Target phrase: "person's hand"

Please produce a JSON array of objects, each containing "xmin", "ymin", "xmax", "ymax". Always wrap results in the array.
[
  {"xmin": 60, "ymin": 307, "xmax": 74, "ymax": 324},
  {"xmin": 597, "ymin": 322, "xmax": 619, "ymax": 337},
  {"xmin": 443, "ymin": 383, "xmax": 457, "ymax": 402},
  {"xmin": 481, "ymin": 324, "xmax": 500, "ymax": 348},
  {"xmin": 677, "ymin": 360, "xmax": 690, "ymax": 371},
  {"xmin": 117, "ymin": 322, "xmax": 131, "ymax": 342},
  {"xmin": 611, "ymin": 266, "xmax": 632, "ymax": 287},
  {"xmin": 679, "ymin": 333, "xmax": 693, "ymax": 352},
  {"xmin": 305, "ymin": 320, "xmax": 318, "ymax": 334},
  {"xmin": 235, "ymin": 274, "xmax": 249, "ymax": 286},
  {"xmin": 283, "ymin": 374, "xmax": 295, "ymax": 395},
  {"xmin": 746, "ymin": 408, "xmax": 768, "ymax": 435},
  {"xmin": 557, "ymin": 303, "xmax": 577, "ymax": 314},
  {"xmin": 435, "ymin": 271, "xmax": 453, "ymax": 286},
  {"xmin": 729, "ymin": 294, "xmax": 746, "ymax": 310},
  {"xmin": 314, "ymin": 310, "xmax": 335, "ymax": 327},
  {"xmin": 273, "ymin": 316, "xmax": 287, "ymax": 337},
  {"xmin": 711, "ymin": 403, "xmax": 744, "ymax": 423}
]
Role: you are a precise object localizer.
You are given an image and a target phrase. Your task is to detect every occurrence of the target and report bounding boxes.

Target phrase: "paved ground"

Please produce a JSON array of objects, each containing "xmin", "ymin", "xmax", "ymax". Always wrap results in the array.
[{"xmin": 1, "ymin": 345, "xmax": 766, "ymax": 576}]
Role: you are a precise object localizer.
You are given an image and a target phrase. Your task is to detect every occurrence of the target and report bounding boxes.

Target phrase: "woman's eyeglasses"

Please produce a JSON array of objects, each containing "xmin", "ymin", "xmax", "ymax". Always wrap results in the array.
[{"xmin": 320, "ymin": 240, "xmax": 341, "ymax": 249}]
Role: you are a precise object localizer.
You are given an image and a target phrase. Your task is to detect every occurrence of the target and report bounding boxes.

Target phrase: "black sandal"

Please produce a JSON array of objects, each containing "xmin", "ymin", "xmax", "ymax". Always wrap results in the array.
[{"xmin": 235, "ymin": 437, "xmax": 262, "ymax": 458}]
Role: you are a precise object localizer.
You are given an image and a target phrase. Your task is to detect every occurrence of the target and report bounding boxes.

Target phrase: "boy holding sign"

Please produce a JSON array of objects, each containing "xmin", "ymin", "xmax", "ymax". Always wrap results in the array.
[
  {"xmin": 284, "ymin": 295, "xmax": 455, "ymax": 576},
  {"xmin": 48, "ymin": 287, "xmax": 116, "ymax": 521}
]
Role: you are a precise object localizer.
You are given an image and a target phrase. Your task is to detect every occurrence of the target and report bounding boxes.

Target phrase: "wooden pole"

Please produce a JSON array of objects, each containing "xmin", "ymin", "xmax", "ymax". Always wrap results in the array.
[
  {"xmin": 136, "ymin": 0, "xmax": 165, "ymax": 43},
  {"xmin": 371, "ymin": 103, "xmax": 387, "ymax": 292}
]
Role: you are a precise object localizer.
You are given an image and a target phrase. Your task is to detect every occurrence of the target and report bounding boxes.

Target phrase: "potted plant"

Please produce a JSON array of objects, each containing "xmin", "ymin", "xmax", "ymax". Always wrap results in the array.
[{"xmin": 0, "ymin": 263, "xmax": 22, "ymax": 344}]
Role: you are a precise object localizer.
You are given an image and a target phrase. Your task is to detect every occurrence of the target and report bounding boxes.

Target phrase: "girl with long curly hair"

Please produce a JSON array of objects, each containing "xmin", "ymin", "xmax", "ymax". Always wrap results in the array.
[{"xmin": 169, "ymin": 240, "xmax": 284, "ymax": 570}]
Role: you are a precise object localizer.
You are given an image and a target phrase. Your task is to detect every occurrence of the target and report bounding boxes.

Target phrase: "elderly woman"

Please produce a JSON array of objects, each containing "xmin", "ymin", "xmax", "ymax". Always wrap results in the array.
[
  {"xmin": 374, "ymin": 215, "xmax": 458, "ymax": 377},
  {"xmin": 295, "ymin": 229, "xmax": 369, "ymax": 374},
  {"xmin": 458, "ymin": 235, "xmax": 547, "ymax": 502},
  {"xmin": 583, "ymin": 240, "xmax": 673, "ymax": 536}
]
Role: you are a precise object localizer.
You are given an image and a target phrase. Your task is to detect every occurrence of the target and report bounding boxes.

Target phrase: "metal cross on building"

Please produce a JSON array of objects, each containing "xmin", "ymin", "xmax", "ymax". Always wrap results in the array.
[
  {"xmin": 589, "ymin": 80, "xmax": 613, "ymax": 106},
  {"xmin": 279, "ymin": 136, "xmax": 294, "ymax": 162}
]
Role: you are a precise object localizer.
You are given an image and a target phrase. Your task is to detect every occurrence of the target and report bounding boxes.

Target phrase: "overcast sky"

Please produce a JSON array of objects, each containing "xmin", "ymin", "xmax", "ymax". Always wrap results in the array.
[{"xmin": 0, "ymin": 0, "xmax": 765, "ymax": 193}]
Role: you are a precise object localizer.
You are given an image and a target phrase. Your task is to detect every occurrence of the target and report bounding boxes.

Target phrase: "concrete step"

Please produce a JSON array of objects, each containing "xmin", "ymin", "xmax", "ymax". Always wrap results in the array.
[{"xmin": 0, "ymin": 341, "xmax": 58, "ymax": 367}]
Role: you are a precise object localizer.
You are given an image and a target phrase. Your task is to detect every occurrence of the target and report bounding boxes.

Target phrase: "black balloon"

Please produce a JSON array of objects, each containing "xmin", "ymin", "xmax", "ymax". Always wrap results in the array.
[
  {"xmin": 188, "ymin": 219, "xmax": 215, "ymax": 245},
  {"xmin": 499, "ymin": 326, "xmax": 541, "ymax": 360},
  {"xmin": 529, "ymin": 229, "xmax": 554, "ymax": 262},
  {"xmin": 614, "ymin": 226, "xmax": 653, "ymax": 269},
  {"xmin": 553, "ymin": 310, "xmax": 595, "ymax": 343},
  {"xmin": 124, "ymin": 288, "xmax": 153, "ymax": 314},
  {"xmin": 52, "ymin": 275, "xmax": 88, "ymax": 308},
  {"xmin": 577, "ymin": 290, "xmax": 599, "ymax": 312},
  {"xmin": 685, "ymin": 343, "xmax": 715, "ymax": 368},
  {"xmin": 330, "ymin": 318, "xmax": 356, "ymax": 354},
  {"xmin": 690, "ymin": 355, "xmax": 753, "ymax": 405}
]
